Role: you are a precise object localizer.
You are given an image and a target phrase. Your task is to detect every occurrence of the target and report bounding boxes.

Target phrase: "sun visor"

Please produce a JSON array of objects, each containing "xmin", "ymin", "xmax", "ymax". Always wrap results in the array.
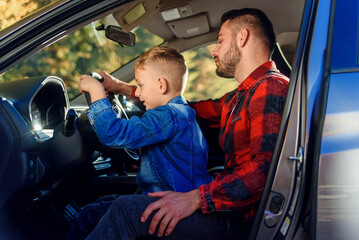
[
  {"xmin": 166, "ymin": 13, "xmax": 209, "ymax": 38},
  {"xmin": 113, "ymin": 0, "xmax": 160, "ymax": 32}
]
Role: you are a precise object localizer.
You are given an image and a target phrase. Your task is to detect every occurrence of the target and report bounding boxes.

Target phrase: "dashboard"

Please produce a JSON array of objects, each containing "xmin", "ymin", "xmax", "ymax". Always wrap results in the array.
[
  {"xmin": 0, "ymin": 76, "xmax": 91, "ymax": 209},
  {"xmin": 30, "ymin": 79, "xmax": 68, "ymax": 140},
  {"xmin": 0, "ymin": 76, "xmax": 68, "ymax": 132}
]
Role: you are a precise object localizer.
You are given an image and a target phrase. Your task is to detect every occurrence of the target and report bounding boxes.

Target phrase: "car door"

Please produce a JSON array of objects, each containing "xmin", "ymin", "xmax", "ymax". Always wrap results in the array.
[
  {"xmin": 249, "ymin": 0, "xmax": 334, "ymax": 238},
  {"xmin": 313, "ymin": 0, "xmax": 359, "ymax": 239}
]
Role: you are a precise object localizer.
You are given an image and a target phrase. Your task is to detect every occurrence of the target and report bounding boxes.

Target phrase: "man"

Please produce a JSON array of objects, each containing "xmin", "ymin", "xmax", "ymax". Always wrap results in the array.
[{"xmin": 67, "ymin": 8, "xmax": 289, "ymax": 240}]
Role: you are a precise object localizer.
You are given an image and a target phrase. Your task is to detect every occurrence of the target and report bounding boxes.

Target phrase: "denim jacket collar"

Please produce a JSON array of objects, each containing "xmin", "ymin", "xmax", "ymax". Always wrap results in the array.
[{"xmin": 168, "ymin": 95, "xmax": 187, "ymax": 105}]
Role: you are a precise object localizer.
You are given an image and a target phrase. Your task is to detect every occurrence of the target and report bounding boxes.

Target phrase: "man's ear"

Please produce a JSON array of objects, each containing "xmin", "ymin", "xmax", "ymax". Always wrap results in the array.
[
  {"xmin": 236, "ymin": 28, "xmax": 249, "ymax": 48},
  {"xmin": 158, "ymin": 77, "xmax": 168, "ymax": 94}
]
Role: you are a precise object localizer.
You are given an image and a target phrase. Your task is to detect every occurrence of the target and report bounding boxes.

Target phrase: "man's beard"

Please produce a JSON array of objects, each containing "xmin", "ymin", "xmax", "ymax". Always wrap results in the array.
[{"xmin": 215, "ymin": 41, "xmax": 241, "ymax": 78}]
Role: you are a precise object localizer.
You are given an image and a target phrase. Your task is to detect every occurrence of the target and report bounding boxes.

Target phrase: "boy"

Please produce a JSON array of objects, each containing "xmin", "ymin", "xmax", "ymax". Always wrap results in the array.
[{"xmin": 78, "ymin": 46, "xmax": 212, "ymax": 194}]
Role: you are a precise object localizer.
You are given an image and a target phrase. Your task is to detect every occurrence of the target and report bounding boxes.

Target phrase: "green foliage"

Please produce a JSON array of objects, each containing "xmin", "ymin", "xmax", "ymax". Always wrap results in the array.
[
  {"xmin": 0, "ymin": 0, "xmax": 56, "ymax": 31},
  {"xmin": 183, "ymin": 44, "xmax": 238, "ymax": 101}
]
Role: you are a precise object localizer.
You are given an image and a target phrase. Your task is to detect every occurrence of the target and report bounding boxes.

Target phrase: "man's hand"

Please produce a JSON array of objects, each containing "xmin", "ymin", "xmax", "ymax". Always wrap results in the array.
[
  {"xmin": 99, "ymin": 71, "xmax": 134, "ymax": 97},
  {"xmin": 141, "ymin": 189, "xmax": 201, "ymax": 237},
  {"xmin": 99, "ymin": 71, "xmax": 121, "ymax": 93}
]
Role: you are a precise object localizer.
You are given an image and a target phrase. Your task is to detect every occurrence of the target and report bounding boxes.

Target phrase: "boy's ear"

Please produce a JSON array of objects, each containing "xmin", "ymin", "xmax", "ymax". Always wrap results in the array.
[{"xmin": 158, "ymin": 77, "xmax": 168, "ymax": 94}]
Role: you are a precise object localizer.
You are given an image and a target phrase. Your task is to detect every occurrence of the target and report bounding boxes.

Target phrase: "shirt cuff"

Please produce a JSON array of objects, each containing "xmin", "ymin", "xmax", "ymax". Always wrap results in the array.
[
  {"xmin": 86, "ymin": 98, "xmax": 112, "ymax": 125},
  {"xmin": 130, "ymin": 86, "xmax": 137, "ymax": 100},
  {"xmin": 199, "ymin": 184, "xmax": 216, "ymax": 214}
]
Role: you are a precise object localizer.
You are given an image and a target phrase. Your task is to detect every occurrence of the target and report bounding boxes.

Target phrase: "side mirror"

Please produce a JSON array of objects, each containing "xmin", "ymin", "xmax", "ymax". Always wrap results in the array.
[{"xmin": 97, "ymin": 25, "xmax": 135, "ymax": 47}]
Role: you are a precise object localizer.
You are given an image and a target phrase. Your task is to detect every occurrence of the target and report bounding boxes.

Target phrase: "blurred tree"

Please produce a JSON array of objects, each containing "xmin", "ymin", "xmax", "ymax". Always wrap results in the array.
[
  {"xmin": 183, "ymin": 44, "xmax": 238, "ymax": 101},
  {"xmin": 0, "ymin": 0, "xmax": 54, "ymax": 31}
]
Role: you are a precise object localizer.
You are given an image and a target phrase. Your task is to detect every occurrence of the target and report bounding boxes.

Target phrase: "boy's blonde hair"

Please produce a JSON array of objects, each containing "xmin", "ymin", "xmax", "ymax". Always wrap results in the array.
[{"xmin": 135, "ymin": 46, "xmax": 188, "ymax": 94}]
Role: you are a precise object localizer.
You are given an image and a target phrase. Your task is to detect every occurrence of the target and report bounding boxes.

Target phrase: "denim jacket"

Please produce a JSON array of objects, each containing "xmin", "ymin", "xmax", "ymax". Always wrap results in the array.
[{"xmin": 87, "ymin": 96, "xmax": 212, "ymax": 194}]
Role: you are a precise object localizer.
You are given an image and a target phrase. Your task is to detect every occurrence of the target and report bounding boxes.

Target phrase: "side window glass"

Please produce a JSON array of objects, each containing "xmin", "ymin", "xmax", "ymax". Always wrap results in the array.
[
  {"xmin": 330, "ymin": 0, "xmax": 359, "ymax": 71},
  {"xmin": 182, "ymin": 43, "xmax": 238, "ymax": 101},
  {"xmin": 0, "ymin": 21, "xmax": 163, "ymax": 100}
]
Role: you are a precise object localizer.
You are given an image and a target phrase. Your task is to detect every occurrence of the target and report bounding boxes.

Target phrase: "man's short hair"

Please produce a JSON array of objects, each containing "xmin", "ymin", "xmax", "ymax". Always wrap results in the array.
[
  {"xmin": 135, "ymin": 46, "xmax": 187, "ymax": 93},
  {"xmin": 221, "ymin": 8, "xmax": 276, "ymax": 53}
]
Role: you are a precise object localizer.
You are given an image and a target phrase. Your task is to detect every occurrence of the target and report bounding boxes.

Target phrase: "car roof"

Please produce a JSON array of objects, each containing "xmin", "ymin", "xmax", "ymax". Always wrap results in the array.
[{"xmin": 120, "ymin": 0, "xmax": 303, "ymax": 63}]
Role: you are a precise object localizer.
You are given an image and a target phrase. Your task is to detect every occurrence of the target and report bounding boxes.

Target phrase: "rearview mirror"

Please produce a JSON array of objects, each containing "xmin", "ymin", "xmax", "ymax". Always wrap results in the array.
[{"xmin": 97, "ymin": 25, "xmax": 135, "ymax": 47}]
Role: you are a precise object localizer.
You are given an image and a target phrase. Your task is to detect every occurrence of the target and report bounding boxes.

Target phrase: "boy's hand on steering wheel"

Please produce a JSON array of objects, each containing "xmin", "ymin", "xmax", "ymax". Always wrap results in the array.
[
  {"xmin": 79, "ymin": 75, "xmax": 106, "ymax": 104},
  {"xmin": 78, "ymin": 75, "xmax": 103, "ymax": 93}
]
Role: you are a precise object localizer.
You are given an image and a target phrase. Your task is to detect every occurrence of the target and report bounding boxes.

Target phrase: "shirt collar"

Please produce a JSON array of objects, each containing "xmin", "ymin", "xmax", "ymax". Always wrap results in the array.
[
  {"xmin": 239, "ymin": 61, "xmax": 278, "ymax": 90},
  {"xmin": 168, "ymin": 95, "xmax": 187, "ymax": 105}
]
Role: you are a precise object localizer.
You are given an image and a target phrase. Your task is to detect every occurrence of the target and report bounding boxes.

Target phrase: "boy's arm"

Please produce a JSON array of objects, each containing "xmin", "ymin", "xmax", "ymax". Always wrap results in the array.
[{"xmin": 88, "ymin": 102, "xmax": 176, "ymax": 149}]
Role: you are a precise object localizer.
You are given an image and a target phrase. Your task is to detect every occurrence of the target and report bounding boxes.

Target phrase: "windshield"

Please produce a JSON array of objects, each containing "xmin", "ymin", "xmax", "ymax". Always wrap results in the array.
[{"xmin": 0, "ymin": 18, "xmax": 163, "ymax": 99}]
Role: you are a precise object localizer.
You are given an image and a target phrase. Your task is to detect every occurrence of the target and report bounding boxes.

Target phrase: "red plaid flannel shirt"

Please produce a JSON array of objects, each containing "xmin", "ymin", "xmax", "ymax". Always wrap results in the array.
[{"xmin": 189, "ymin": 61, "xmax": 289, "ymax": 220}]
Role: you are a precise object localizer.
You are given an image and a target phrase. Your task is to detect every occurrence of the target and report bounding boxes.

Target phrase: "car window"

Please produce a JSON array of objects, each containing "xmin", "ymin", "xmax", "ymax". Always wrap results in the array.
[
  {"xmin": 0, "ymin": 0, "xmax": 59, "ymax": 31},
  {"xmin": 0, "ymin": 17, "xmax": 164, "ymax": 100},
  {"xmin": 182, "ymin": 43, "xmax": 239, "ymax": 102}
]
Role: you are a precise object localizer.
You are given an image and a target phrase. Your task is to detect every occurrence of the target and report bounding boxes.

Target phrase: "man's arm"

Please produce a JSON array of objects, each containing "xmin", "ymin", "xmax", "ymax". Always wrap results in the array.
[
  {"xmin": 200, "ymin": 78, "xmax": 288, "ymax": 214},
  {"xmin": 188, "ymin": 90, "xmax": 237, "ymax": 126},
  {"xmin": 99, "ymin": 71, "xmax": 134, "ymax": 97},
  {"xmin": 99, "ymin": 71, "xmax": 146, "ymax": 110}
]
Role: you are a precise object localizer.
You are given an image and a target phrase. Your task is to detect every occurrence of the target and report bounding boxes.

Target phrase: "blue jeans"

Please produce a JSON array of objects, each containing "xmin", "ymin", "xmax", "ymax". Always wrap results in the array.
[{"xmin": 66, "ymin": 194, "xmax": 251, "ymax": 240}]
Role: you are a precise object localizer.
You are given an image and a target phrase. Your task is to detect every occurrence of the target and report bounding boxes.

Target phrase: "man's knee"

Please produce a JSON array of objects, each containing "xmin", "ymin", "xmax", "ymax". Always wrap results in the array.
[{"xmin": 112, "ymin": 194, "xmax": 157, "ymax": 213}]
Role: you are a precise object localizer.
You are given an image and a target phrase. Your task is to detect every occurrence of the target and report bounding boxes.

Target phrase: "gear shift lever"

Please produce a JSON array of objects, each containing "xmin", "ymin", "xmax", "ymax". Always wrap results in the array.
[{"xmin": 63, "ymin": 109, "xmax": 76, "ymax": 137}]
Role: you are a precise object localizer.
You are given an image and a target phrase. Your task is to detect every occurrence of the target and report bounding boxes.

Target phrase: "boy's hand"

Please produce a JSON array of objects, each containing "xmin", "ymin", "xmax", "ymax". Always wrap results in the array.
[
  {"xmin": 141, "ymin": 189, "xmax": 201, "ymax": 237},
  {"xmin": 79, "ymin": 75, "xmax": 106, "ymax": 103}
]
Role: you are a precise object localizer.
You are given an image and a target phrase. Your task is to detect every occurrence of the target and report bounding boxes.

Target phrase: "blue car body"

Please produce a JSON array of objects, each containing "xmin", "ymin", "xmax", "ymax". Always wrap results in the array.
[{"xmin": 0, "ymin": 0, "xmax": 358, "ymax": 239}]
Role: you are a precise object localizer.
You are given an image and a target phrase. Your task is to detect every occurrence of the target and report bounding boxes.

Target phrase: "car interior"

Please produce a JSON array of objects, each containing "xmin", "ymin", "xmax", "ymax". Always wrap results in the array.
[{"xmin": 0, "ymin": 0, "xmax": 306, "ymax": 239}]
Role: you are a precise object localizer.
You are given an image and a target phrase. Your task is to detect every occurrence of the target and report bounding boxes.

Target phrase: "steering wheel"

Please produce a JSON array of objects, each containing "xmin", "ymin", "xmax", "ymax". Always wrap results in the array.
[
  {"xmin": 84, "ymin": 72, "xmax": 125, "ymax": 118},
  {"xmin": 78, "ymin": 72, "xmax": 140, "ymax": 163}
]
